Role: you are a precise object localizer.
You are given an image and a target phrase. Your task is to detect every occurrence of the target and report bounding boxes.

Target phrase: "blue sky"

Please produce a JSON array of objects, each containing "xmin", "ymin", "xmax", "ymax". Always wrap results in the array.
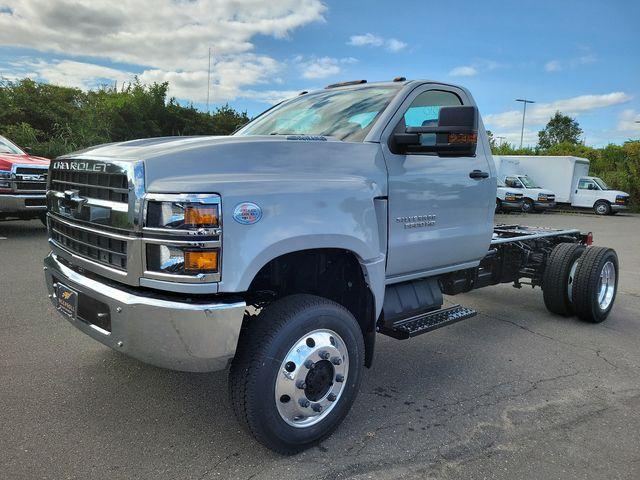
[{"xmin": 1, "ymin": 0, "xmax": 639, "ymax": 146}]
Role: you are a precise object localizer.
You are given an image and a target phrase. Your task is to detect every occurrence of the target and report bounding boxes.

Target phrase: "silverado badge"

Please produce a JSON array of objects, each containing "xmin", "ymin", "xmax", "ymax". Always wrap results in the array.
[{"xmin": 233, "ymin": 202, "xmax": 262, "ymax": 225}]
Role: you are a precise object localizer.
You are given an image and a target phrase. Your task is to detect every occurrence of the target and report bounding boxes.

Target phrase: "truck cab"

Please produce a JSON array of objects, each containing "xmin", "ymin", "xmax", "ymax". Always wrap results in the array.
[
  {"xmin": 573, "ymin": 176, "xmax": 629, "ymax": 215},
  {"xmin": 502, "ymin": 174, "xmax": 556, "ymax": 212}
]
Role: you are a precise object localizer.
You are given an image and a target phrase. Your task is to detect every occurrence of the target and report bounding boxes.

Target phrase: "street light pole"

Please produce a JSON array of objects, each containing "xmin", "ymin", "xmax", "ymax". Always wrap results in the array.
[
  {"xmin": 206, "ymin": 47, "xmax": 213, "ymax": 115},
  {"xmin": 515, "ymin": 98, "xmax": 535, "ymax": 149}
]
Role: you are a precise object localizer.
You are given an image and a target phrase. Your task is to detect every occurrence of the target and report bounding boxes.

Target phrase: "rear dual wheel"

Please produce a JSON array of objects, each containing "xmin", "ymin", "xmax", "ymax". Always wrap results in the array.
[
  {"xmin": 543, "ymin": 244, "xmax": 618, "ymax": 323},
  {"xmin": 571, "ymin": 247, "xmax": 618, "ymax": 323},
  {"xmin": 229, "ymin": 294, "xmax": 364, "ymax": 454}
]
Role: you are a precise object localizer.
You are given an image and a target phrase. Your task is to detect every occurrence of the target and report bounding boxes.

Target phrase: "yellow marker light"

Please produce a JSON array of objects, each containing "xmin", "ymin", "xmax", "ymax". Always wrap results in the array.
[
  {"xmin": 448, "ymin": 133, "xmax": 477, "ymax": 144},
  {"xmin": 184, "ymin": 205, "xmax": 219, "ymax": 227},
  {"xmin": 184, "ymin": 250, "xmax": 219, "ymax": 272}
]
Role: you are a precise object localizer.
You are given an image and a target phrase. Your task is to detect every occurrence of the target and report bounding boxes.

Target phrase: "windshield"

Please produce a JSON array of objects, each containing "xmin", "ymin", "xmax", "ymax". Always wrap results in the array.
[
  {"xmin": 593, "ymin": 177, "xmax": 609, "ymax": 190},
  {"xmin": 0, "ymin": 136, "xmax": 24, "ymax": 155},
  {"xmin": 236, "ymin": 85, "xmax": 402, "ymax": 142},
  {"xmin": 497, "ymin": 179, "xmax": 506, "ymax": 187},
  {"xmin": 519, "ymin": 175, "xmax": 540, "ymax": 188}
]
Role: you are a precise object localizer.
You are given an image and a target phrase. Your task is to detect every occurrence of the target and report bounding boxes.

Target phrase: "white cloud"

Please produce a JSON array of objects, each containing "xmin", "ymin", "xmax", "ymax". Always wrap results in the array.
[
  {"xmin": 448, "ymin": 59, "xmax": 504, "ymax": 77},
  {"xmin": 347, "ymin": 33, "xmax": 407, "ymax": 52},
  {"xmin": 295, "ymin": 56, "xmax": 357, "ymax": 80},
  {"xmin": 545, "ymin": 60, "xmax": 562, "ymax": 72},
  {"xmin": 0, "ymin": 0, "xmax": 326, "ymax": 103},
  {"xmin": 617, "ymin": 109, "xmax": 640, "ymax": 133},
  {"xmin": 448, "ymin": 66, "xmax": 478, "ymax": 77},
  {"xmin": 484, "ymin": 92, "xmax": 632, "ymax": 130},
  {"xmin": 544, "ymin": 53, "xmax": 597, "ymax": 73}
]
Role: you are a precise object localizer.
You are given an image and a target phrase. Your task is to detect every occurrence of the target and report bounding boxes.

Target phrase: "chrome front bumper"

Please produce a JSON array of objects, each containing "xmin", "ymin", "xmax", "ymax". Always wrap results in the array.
[
  {"xmin": 611, "ymin": 204, "xmax": 628, "ymax": 212},
  {"xmin": 0, "ymin": 193, "xmax": 46, "ymax": 212},
  {"xmin": 500, "ymin": 200, "xmax": 523, "ymax": 211},
  {"xmin": 44, "ymin": 253, "xmax": 246, "ymax": 372},
  {"xmin": 534, "ymin": 201, "xmax": 556, "ymax": 210}
]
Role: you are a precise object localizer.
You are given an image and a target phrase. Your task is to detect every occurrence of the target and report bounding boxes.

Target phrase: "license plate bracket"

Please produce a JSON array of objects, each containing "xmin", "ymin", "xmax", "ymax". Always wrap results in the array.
[{"xmin": 56, "ymin": 282, "xmax": 78, "ymax": 319}]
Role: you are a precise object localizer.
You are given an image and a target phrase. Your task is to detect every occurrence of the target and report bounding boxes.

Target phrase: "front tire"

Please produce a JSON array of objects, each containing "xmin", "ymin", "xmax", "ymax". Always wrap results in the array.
[
  {"xmin": 229, "ymin": 294, "xmax": 365, "ymax": 454},
  {"xmin": 521, "ymin": 198, "xmax": 534, "ymax": 213},
  {"xmin": 543, "ymin": 243, "xmax": 586, "ymax": 316},
  {"xmin": 571, "ymin": 247, "xmax": 619, "ymax": 323},
  {"xmin": 594, "ymin": 201, "xmax": 611, "ymax": 216}
]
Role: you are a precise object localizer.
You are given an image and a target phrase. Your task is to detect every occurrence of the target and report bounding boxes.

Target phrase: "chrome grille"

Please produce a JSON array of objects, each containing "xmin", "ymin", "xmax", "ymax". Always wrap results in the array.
[
  {"xmin": 50, "ymin": 170, "xmax": 129, "ymax": 203},
  {"xmin": 11, "ymin": 165, "xmax": 48, "ymax": 192},
  {"xmin": 49, "ymin": 216, "xmax": 128, "ymax": 270}
]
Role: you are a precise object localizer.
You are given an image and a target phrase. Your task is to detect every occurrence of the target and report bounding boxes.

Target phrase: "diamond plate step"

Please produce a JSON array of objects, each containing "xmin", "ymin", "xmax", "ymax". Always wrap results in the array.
[{"xmin": 379, "ymin": 304, "xmax": 477, "ymax": 340}]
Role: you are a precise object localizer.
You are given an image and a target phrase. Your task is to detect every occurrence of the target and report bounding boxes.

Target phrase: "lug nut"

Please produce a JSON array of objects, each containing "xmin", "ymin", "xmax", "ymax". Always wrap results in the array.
[
  {"xmin": 296, "ymin": 380, "xmax": 306, "ymax": 390},
  {"xmin": 335, "ymin": 374, "xmax": 344, "ymax": 383},
  {"xmin": 304, "ymin": 359, "xmax": 315, "ymax": 369},
  {"xmin": 298, "ymin": 398, "xmax": 310, "ymax": 408},
  {"xmin": 327, "ymin": 393, "xmax": 337, "ymax": 402},
  {"xmin": 331, "ymin": 356, "xmax": 342, "ymax": 365},
  {"xmin": 311, "ymin": 403, "xmax": 323, "ymax": 413},
  {"xmin": 319, "ymin": 351, "xmax": 330, "ymax": 360}
]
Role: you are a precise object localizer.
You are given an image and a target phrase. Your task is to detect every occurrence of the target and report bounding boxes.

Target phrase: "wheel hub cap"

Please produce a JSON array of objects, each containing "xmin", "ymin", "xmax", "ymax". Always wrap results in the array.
[
  {"xmin": 275, "ymin": 329, "xmax": 348, "ymax": 428},
  {"xmin": 597, "ymin": 261, "xmax": 616, "ymax": 310}
]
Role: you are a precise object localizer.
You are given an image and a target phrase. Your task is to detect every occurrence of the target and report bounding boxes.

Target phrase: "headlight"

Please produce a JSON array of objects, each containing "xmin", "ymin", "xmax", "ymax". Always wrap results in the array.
[
  {"xmin": 146, "ymin": 200, "xmax": 219, "ymax": 230},
  {"xmin": 146, "ymin": 244, "xmax": 219, "ymax": 275},
  {"xmin": 0, "ymin": 170, "xmax": 11, "ymax": 189},
  {"xmin": 143, "ymin": 194, "xmax": 221, "ymax": 281}
]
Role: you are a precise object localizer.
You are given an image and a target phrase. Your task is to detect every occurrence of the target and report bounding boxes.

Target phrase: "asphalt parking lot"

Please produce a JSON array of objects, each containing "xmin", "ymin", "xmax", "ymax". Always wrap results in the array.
[{"xmin": 1, "ymin": 212, "xmax": 639, "ymax": 480}]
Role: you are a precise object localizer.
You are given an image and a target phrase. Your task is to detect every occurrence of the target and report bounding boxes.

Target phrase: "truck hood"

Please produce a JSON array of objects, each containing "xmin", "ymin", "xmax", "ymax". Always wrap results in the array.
[
  {"xmin": 0, "ymin": 153, "xmax": 50, "ymax": 171},
  {"xmin": 524, "ymin": 187, "xmax": 555, "ymax": 196},
  {"xmin": 57, "ymin": 135, "xmax": 382, "ymax": 194}
]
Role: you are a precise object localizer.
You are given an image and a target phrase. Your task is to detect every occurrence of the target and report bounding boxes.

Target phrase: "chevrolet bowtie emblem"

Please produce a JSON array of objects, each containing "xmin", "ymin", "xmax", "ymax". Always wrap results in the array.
[{"xmin": 62, "ymin": 190, "xmax": 87, "ymax": 213}]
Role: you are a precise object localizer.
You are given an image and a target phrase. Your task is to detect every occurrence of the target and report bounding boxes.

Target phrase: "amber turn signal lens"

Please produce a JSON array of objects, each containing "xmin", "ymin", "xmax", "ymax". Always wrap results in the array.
[
  {"xmin": 184, "ymin": 250, "xmax": 219, "ymax": 272},
  {"xmin": 184, "ymin": 206, "xmax": 219, "ymax": 227},
  {"xmin": 448, "ymin": 133, "xmax": 477, "ymax": 144}
]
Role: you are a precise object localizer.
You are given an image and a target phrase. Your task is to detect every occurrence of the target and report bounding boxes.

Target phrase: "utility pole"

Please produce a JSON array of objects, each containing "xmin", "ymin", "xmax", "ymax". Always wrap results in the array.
[
  {"xmin": 495, "ymin": 135, "xmax": 506, "ymax": 145},
  {"xmin": 515, "ymin": 98, "xmax": 535, "ymax": 148},
  {"xmin": 206, "ymin": 47, "xmax": 213, "ymax": 114}
]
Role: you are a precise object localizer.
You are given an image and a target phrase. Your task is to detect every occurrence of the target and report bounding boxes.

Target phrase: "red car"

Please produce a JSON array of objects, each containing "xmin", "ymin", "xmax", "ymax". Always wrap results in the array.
[{"xmin": 0, "ymin": 135, "xmax": 50, "ymax": 224}]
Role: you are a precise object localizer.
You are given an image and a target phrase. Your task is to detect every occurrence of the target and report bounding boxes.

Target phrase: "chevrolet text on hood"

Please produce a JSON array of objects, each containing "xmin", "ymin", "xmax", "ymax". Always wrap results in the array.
[
  {"xmin": 51, "ymin": 160, "xmax": 107, "ymax": 172},
  {"xmin": 43, "ymin": 78, "xmax": 622, "ymax": 454}
]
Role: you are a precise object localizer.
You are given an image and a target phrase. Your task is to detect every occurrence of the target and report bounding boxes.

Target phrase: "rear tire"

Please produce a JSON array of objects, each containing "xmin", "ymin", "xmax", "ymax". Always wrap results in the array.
[
  {"xmin": 571, "ymin": 247, "xmax": 618, "ymax": 323},
  {"xmin": 228, "ymin": 294, "xmax": 364, "ymax": 454},
  {"xmin": 594, "ymin": 201, "xmax": 611, "ymax": 216},
  {"xmin": 521, "ymin": 198, "xmax": 534, "ymax": 213},
  {"xmin": 543, "ymin": 243, "xmax": 586, "ymax": 316}
]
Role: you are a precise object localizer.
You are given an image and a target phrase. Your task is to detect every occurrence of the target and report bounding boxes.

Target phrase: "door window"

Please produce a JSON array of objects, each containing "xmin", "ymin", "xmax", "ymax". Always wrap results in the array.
[
  {"xmin": 403, "ymin": 90, "xmax": 463, "ymax": 128},
  {"xmin": 578, "ymin": 179, "xmax": 597, "ymax": 190},
  {"xmin": 505, "ymin": 177, "xmax": 522, "ymax": 188}
]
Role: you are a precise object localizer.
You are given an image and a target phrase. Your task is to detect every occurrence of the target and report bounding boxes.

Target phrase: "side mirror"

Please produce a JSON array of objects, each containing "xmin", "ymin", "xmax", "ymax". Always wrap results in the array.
[
  {"xmin": 393, "ymin": 106, "xmax": 478, "ymax": 156},
  {"xmin": 23, "ymin": 146, "xmax": 33, "ymax": 153}
]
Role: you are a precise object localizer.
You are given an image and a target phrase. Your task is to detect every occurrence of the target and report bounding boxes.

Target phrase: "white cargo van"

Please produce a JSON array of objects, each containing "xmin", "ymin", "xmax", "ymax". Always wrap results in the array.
[
  {"xmin": 502, "ymin": 156, "xmax": 630, "ymax": 215},
  {"xmin": 493, "ymin": 156, "xmax": 556, "ymax": 213}
]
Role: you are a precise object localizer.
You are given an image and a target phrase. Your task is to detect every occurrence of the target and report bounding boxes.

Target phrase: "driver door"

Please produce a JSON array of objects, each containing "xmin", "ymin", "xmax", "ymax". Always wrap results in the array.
[
  {"xmin": 574, "ymin": 178, "xmax": 598, "ymax": 207},
  {"xmin": 381, "ymin": 86, "xmax": 495, "ymax": 279}
]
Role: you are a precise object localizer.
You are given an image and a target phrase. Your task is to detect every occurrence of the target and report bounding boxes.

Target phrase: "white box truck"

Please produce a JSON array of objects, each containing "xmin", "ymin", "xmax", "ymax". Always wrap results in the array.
[
  {"xmin": 500, "ymin": 156, "xmax": 630, "ymax": 215},
  {"xmin": 493, "ymin": 156, "xmax": 556, "ymax": 213}
]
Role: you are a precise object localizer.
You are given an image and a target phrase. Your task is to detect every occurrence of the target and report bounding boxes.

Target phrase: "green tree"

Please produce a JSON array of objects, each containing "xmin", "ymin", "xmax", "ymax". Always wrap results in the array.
[{"xmin": 538, "ymin": 111, "xmax": 583, "ymax": 149}]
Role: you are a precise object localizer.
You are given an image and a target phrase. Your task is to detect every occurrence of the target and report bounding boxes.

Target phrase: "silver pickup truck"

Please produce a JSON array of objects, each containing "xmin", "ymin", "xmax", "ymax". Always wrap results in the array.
[{"xmin": 43, "ymin": 79, "xmax": 620, "ymax": 454}]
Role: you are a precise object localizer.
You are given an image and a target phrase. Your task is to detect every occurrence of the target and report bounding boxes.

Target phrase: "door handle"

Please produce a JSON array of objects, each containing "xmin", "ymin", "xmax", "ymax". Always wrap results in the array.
[{"xmin": 469, "ymin": 170, "xmax": 489, "ymax": 179}]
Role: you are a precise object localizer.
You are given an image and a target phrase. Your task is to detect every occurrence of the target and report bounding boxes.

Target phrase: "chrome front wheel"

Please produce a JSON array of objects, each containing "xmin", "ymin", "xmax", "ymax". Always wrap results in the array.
[{"xmin": 275, "ymin": 329, "xmax": 349, "ymax": 428}]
